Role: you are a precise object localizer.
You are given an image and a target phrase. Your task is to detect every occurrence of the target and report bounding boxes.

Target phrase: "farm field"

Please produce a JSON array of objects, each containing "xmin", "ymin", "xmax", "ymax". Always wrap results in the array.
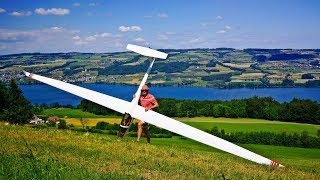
[{"xmin": 0, "ymin": 124, "xmax": 319, "ymax": 179}]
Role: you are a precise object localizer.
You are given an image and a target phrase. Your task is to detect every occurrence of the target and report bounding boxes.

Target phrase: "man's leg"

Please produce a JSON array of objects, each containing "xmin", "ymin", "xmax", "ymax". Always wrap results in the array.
[
  {"xmin": 142, "ymin": 123, "xmax": 150, "ymax": 144},
  {"xmin": 137, "ymin": 121, "xmax": 143, "ymax": 142}
]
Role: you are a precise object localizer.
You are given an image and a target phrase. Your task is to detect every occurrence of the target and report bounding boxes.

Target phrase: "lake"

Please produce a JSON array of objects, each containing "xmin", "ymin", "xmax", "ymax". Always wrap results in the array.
[{"xmin": 19, "ymin": 84, "xmax": 320, "ymax": 106}]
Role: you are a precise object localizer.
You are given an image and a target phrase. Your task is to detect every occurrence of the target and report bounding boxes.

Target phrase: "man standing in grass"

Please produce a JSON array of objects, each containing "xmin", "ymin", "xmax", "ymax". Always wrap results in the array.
[{"xmin": 136, "ymin": 85, "xmax": 159, "ymax": 144}]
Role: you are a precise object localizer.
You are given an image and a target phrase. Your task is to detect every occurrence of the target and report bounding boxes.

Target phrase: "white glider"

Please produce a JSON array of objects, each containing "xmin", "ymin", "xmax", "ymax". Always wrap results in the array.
[{"xmin": 23, "ymin": 44, "xmax": 283, "ymax": 167}]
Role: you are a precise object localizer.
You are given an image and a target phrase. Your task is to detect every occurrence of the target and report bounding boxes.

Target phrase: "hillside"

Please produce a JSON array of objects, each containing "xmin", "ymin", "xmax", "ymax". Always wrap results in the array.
[
  {"xmin": 0, "ymin": 48, "xmax": 320, "ymax": 88},
  {"xmin": 1, "ymin": 124, "xmax": 319, "ymax": 179}
]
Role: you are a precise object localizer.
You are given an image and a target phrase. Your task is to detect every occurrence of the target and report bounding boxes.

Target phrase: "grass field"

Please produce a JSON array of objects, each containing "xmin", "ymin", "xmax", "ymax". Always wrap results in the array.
[
  {"xmin": 1, "ymin": 124, "xmax": 319, "ymax": 179},
  {"xmin": 54, "ymin": 110, "xmax": 320, "ymax": 137},
  {"xmin": 178, "ymin": 117, "xmax": 320, "ymax": 137},
  {"xmin": 42, "ymin": 108, "xmax": 119, "ymax": 118}
]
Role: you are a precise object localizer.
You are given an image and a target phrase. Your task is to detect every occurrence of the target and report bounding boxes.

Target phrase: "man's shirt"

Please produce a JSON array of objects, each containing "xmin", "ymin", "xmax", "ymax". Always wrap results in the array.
[{"xmin": 139, "ymin": 94, "xmax": 157, "ymax": 109}]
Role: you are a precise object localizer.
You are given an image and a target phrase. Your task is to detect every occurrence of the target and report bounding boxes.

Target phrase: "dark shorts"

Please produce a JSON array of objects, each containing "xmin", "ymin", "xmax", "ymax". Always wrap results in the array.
[{"xmin": 142, "ymin": 122, "xmax": 149, "ymax": 130}]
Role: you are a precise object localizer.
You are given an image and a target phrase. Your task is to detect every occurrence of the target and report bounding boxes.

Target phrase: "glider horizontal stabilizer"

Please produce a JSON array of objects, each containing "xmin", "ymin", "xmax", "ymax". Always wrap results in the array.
[
  {"xmin": 126, "ymin": 44, "xmax": 168, "ymax": 59},
  {"xmin": 23, "ymin": 71, "xmax": 283, "ymax": 167}
]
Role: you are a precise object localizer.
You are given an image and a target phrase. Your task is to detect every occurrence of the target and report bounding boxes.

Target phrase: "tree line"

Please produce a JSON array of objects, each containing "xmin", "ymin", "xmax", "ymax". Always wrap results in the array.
[
  {"xmin": 1, "ymin": 78, "xmax": 319, "ymax": 125},
  {"xmin": 157, "ymin": 97, "xmax": 320, "ymax": 124},
  {"xmin": 207, "ymin": 126, "xmax": 320, "ymax": 149}
]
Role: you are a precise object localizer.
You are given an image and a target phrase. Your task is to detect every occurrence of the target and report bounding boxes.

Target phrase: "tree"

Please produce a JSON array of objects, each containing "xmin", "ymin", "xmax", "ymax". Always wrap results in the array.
[
  {"xmin": 310, "ymin": 60, "xmax": 319, "ymax": 66},
  {"xmin": 255, "ymin": 55, "xmax": 267, "ymax": 62},
  {"xmin": 79, "ymin": 116, "xmax": 89, "ymax": 129},
  {"xmin": 281, "ymin": 79, "xmax": 294, "ymax": 86},
  {"xmin": 0, "ymin": 81, "xmax": 7, "ymax": 120},
  {"xmin": 3, "ymin": 79, "xmax": 33, "ymax": 124},
  {"xmin": 301, "ymin": 74, "xmax": 315, "ymax": 79},
  {"xmin": 157, "ymin": 98, "xmax": 178, "ymax": 117}
]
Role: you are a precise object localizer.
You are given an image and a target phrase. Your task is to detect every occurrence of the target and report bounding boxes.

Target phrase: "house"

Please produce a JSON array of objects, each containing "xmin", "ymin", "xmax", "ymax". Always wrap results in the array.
[
  {"xmin": 29, "ymin": 115, "xmax": 44, "ymax": 124},
  {"xmin": 47, "ymin": 116, "xmax": 60, "ymax": 122}
]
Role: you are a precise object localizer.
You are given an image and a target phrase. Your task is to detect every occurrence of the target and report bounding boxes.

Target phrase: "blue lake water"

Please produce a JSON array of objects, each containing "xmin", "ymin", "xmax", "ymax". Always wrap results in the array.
[{"xmin": 20, "ymin": 84, "xmax": 320, "ymax": 106}]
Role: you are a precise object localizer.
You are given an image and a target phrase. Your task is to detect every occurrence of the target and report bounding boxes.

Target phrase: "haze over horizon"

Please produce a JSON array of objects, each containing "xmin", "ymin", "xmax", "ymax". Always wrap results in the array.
[{"xmin": 0, "ymin": 0, "xmax": 319, "ymax": 55}]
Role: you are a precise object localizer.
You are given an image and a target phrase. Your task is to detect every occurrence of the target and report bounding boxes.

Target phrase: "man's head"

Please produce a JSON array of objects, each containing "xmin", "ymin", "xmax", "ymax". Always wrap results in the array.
[{"xmin": 141, "ymin": 85, "xmax": 149, "ymax": 96}]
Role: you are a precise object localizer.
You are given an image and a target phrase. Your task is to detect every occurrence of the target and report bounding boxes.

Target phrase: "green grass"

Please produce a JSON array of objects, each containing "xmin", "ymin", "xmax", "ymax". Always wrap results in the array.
[
  {"xmin": 42, "ymin": 108, "xmax": 120, "ymax": 118},
  {"xmin": 179, "ymin": 117, "xmax": 320, "ymax": 137},
  {"xmin": 1, "ymin": 124, "xmax": 319, "ymax": 179}
]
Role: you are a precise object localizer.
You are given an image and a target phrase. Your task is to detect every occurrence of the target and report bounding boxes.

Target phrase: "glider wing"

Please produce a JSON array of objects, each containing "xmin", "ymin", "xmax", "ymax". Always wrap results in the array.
[
  {"xmin": 130, "ymin": 106, "xmax": 284, "ymax": 167},
  {"xmin": 23, "ymin": 71, "xmax": 131, "ymax": 114}
]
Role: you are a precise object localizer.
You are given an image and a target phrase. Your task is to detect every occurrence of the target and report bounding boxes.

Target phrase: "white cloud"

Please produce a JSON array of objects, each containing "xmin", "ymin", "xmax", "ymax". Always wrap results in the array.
[
  {"xmin": 216, "ymin": 30, "xmax": 227, "ymax": 34},
  {"xmin": 215, "ymin": 15, "xmax": 223, "ymax": 20},
  {"xmin": 0, "ymin": 29, "xmax": 36, "ymax": 42},
  {"xmin": 118, "ymin": 26, "xmax": 142, "ymax": 32},
  {"xmin": 158, "ymin": 34, "xmax": 168, "ymax": 40},
  {"xmin": 0, "ymin": 28, "xmax": 131, "ymax": 54},
  {"xmin": 115, "ymin": 42, "xmax": 123, "ymax": 47},
  {"xmin": 0, "ymin": 8, "xmax": 6, "ymax": 13},
  {"xmin": 100, "ymin": 33, "xmax": 112, "ymax": 37},
  {"xmin": 165, "ymin": 32, "xmax": 176, "ymax": 35},
  {"xmin": 216, "ymin": 25, "xmax": 233, "ymax": 34},
  {"xmin": 224, "ymin": 25, "xmax": 232, "ymax": 30},
  {"xmin": 74, "ymin": 40, "xmax": 88, "ymax": 45},
  {"xmin": 35, "ymin": 8, "xmax": 70, "ymax": 16},
  {"xmin": 89, "ymin": 3, "xmax": 97, "ymax": 7},
  {"xmin": 189, "ymin": 38, "xmax": 202, "ymax": 43},
  {"xmin": 50, "ymin": 27, "xmax": 64, "ymax": 32},
  {"xmin": 119, "ymin": 26, "xmax": 130, "ymax": 32},
  {"xmin": 134, "ymin": 38, "xmax": 145, "ymax": 42},
  {"xmin": 73, "ymin": 3, "xmax": 81, "ymax": 7},
  {"xmin": 201, "ymin": 23, "xmax": 209, "ymax": 27},
  {"xmin": 131, "ymin": 26, "xmax": 142, "ymax": 31},
  {"xmin": 158, "ymin": 13, "xmax": 168, "ymax": 18},
  {"xmin": 71, "ymin": 32, "xmax": 117, "ymax": 46},
  {"xmin": 72, "ymin": 36, "xmax": 81, "ymax": 40},
  {"xmin": 85, "ymin": 36, "xmax": 96, "ymax": 41},
  {"xmin": 10, "ymin": 11, "xmax": 32, "ymax": 17}
]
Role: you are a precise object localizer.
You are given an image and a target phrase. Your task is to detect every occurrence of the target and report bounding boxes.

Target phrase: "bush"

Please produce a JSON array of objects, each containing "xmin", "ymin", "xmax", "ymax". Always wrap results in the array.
[
  {"xmin": 96, "ymin": 121, "xmax": 109, "ymax": 130},
  {"xmin": 31, "ymin": 124, "xmax": 47, "ymax": 129},
  {"xmin": 301, "ymin": 74, "xmax": 315, "ymax": 79},
  {"xmin": 47, "ymin": 121, "xmax": 56, "ymax": 127},
  {"xmin": 58, "ymin": 120, "xmax": 67, "ymax": 129}
]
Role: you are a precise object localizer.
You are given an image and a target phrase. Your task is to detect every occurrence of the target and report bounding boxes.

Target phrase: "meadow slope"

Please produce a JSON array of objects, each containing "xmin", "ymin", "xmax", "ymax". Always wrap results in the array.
[{"xmin": 1, "ymin": 124, "xmax": 319, "ymax": 179}]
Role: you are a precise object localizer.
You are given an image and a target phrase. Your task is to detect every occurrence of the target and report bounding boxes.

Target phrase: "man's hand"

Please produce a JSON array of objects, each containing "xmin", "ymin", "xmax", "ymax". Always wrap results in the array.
[
  {"xmin": 133, "ymin": 94, "xmax": 136, "ymax": 98},
  {"xmin": 145, "ymin": 107, "xmax": 151, "ymax": 112}
]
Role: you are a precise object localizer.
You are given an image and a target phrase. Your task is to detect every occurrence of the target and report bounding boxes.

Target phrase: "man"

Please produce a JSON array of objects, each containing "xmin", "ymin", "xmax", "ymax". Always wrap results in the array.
[{"xmin": 136, "ymin": 85, "xmax": 159, "ymax": 144}]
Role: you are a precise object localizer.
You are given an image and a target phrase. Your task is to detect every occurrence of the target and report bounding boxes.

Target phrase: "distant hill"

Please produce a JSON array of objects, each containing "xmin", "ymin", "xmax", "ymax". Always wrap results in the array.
[{"xmin": 0, "ymin": 48, "xmax": 319, "ymax": 88}]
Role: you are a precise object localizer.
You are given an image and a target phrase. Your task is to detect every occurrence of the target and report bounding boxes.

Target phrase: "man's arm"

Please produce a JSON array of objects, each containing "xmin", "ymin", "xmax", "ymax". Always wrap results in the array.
[{"xmin": 145, "ymin": 101, "xmax": 159, "ymax": 111}]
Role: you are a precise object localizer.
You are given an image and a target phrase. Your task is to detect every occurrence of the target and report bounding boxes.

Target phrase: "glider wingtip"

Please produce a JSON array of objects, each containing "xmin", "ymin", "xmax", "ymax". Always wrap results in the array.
[
  {"xmin": 23, "ymin": 70, "xmax": 29, "ymax": 76},
  {"xmin": 126, "ymin": 43, "xmax": 168, "ymax": 59}
]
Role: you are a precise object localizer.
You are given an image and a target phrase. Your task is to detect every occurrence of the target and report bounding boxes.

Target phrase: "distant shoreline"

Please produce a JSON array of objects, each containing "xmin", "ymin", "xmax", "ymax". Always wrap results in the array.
[{"xmin": 17, "ymin": 81, "xmax": 320, "ymax": 89}]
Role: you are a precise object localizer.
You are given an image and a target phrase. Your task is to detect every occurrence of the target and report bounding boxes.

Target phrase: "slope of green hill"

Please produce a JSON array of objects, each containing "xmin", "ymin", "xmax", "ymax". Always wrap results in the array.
[{"xmin": 1, "ymin": 124, "xmax": 319, "ymax": 179}]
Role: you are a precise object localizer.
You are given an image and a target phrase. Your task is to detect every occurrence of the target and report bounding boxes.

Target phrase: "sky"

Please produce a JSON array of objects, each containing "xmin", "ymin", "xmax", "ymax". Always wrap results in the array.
[{"xmin": 0, "ymin": 0, "xmax": 319, "ymax": 55}]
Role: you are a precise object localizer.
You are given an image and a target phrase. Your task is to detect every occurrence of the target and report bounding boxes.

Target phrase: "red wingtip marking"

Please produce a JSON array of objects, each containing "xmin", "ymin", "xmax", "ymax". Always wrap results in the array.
[
  {"xmin": 271, "ymin": 160, "xmax": 279, "ymax": 167},
  {"xmin": 28, "ymin": 73, "xmax": 34, "ymax": 78}
]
